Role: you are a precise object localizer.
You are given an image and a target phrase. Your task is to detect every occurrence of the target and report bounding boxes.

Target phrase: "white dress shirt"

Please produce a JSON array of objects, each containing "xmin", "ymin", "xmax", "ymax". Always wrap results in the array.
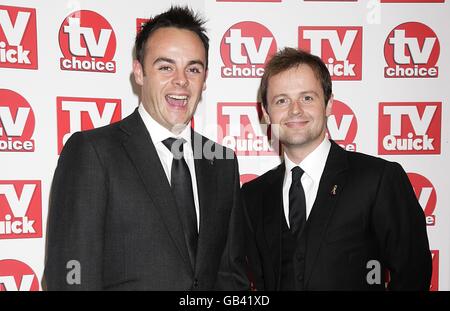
[
  {"xmin": 282, "ymin": 137, "xmax": 331, "ymax": 228},
  {"xmin": 138, "ymin": 105, "xmax": 200, "ymax": 231}
]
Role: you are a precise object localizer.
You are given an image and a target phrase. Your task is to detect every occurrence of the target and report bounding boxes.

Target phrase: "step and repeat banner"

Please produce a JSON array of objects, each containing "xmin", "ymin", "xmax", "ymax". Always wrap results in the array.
[{"xmin": 0, "ymin": 0, "xmax": 448, "ymax": 291}]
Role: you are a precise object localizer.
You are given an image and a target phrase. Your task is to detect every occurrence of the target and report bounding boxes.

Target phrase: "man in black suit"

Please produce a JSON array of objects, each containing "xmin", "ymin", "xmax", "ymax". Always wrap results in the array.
[
  {"xmin": 44, "ymin": 6, "xmax": 249, "ymax": 290},
  {"xmin": 242, "ymin": 47, "xmax": 431, "ymax": 290}
]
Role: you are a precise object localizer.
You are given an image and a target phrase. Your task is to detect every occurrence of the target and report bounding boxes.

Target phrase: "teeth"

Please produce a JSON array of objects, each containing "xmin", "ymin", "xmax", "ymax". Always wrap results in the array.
[{"xmin": 168, "ymin": 95, "xmax": 188, "ymax": 100}]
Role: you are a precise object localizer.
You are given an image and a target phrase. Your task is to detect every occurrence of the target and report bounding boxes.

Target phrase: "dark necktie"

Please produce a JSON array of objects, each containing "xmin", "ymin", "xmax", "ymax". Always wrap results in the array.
[
  {"xmin": 289, "ymin": 166, "xmax": 306, "ymax": 239},
  {"xmin": 163, "ymin": 137, "xmax": 198, "ymax": 270}
]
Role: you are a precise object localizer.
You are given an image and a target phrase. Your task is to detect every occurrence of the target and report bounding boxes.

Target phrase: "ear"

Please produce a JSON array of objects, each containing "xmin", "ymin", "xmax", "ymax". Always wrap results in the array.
[
  {"xmin": 202, "ymin": 69, "xmax": 208, "ymax": 91},
  {"xmin": 262, "ymin": 104, "xmax": 271, "ymax": 124},
  {"xmin": 325, "ymin": 94, "xmax": 334, "ymax": 117},
  {"xmin": 133, "ymin": 60, "xmax": 144, "ymax": 86}
]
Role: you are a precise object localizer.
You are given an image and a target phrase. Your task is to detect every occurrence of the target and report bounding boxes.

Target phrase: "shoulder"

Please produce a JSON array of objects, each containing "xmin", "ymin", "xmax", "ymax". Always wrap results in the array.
[
  {"xmin": 338, "ymin": 145, "xmax": 406, "ymax": 180},
  {"xmin": 192, "ymin": 130, "xmax": 237, "ymax": 163},
  {"xmin": 347, "ymin": 149, "xmax": 388, "ymax": 168},
  {"xmin": 242, "ymin": 164, "xmax": 283, "ymax": 195},
  {"xmin": 63, "ymin": 113, "xmax": 132, "ymax": 151}
]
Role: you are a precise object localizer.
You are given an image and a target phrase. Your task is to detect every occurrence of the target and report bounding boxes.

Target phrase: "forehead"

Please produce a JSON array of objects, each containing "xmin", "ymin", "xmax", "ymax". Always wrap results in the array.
[
  {"xmin": 144, "ymin": 27, "xmax": 206, "ymax": 60},
  {"xmin": 269, "ymin": 64, "xmax": 321, "ymax": 91}
]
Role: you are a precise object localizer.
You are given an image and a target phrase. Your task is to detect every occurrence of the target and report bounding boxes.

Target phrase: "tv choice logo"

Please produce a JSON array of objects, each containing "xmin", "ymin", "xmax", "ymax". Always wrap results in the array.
[
  {"xmin": 57, "ymin": 97, "xmax": 122, "ymax": 154},
  {"xmin": 217, "ymin": 102, "xmax": 280, "ymax": 156},
  {"xmin": 430, "ymin": 250, "xmax": 439, "ymax": 291},
  {"xmin": 299, "ymin": 26, "xmax": 362, "ymax": 80},
  {"xmin": 0, "ymin": 259, "xmax": 39, "ymax": 291},
  {"xmin": 0, "ymin": 180, "xmax": 42, "ymax": 239},
  {"xmin": 407, "ymin": 172, "xmax": 436, "ymax": 226},
  {"xmin": 0, "ymin": 5, "xmax": 37, "ymax": 70},
  {"xmin": 327, "ymin": 100, "xmax": 358, "ymax": 151},
  {"xmin": 0, "ymin": 89, "xmax": 35, "ymax": 152},
  {"xmin": 384, "ymin": 22, "xmax": 439, "ymax": 78},
  {"xmin": 59, "ymin": 10, "xmax": 117, "ymax": 73},
  {"xmin": 378, "ymin": 102, "xmax": 441, "ymax": 155},
  {"xmin": 221, "ymin": 21, "xmax": 277, "ymax": 78}
]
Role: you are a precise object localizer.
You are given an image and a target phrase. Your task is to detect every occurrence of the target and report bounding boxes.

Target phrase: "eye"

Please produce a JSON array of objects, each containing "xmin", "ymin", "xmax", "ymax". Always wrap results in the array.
[
  {"xmin": 187, "ymin": 66, "xmax": 202, "ymax": 74},
  {"xmin": 303, "ymin": 95, "xmax": 314, "ymax": 102},
  {"xmin": 158, "ymin": 65, "xmax": 172, "ymax": 72},
  {"xmin": 274, "ymin": 98, "xmax": 289, "ymax": 106}
]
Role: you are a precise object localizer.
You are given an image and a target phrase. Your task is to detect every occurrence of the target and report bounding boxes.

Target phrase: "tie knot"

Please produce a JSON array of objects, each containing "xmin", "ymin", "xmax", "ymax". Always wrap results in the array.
[
  {"xmin": 291, "ymin": 166, "xmax": 304, "ymax": 182},
  {"xmin": 163, "ymin": 137, "xmax": 186, "ymax": 159}
]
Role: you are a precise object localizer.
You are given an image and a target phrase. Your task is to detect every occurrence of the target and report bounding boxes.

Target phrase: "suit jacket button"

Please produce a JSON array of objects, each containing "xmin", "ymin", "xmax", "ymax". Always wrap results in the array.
[
  {"xmin": 297, "ymin": 274, "xmax": 304, "ymax": 282},
  {"xmin": 193, "ymin": 278, "xmax": 199, "ymax": 288}
]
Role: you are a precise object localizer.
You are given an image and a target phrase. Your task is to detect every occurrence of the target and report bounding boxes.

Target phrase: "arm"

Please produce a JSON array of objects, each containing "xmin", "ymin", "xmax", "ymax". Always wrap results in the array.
[
  {"xmin": 44, "ymin": 132, "xmax": 107, "ymax": 290},
  {"xmin": 371, "ymin": 161, "xmax": 432, "ymax": 290},
  {"xmin": 241, "ymin": 185, "xmax": 265, "ymax": 291},
  {"xmin": 214, "ymin": 157, "xmax": 250, "ymax": 290}
]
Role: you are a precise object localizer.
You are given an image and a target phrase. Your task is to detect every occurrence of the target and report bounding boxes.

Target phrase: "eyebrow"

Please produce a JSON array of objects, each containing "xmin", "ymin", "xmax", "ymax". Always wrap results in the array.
[
  {"xmin": 153, "ymin": 57, "xmax": 205, "ymax": 69},
  {"xmin": 272, "ymin": 90, "xmax": 320, "ymax": 99}
]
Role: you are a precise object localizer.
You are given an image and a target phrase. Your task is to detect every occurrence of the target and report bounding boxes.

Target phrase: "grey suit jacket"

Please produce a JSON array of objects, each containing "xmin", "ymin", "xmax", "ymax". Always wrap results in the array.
[{"xmin": 44, "ymin": 109, "xmax": 249, "ymax": 290}]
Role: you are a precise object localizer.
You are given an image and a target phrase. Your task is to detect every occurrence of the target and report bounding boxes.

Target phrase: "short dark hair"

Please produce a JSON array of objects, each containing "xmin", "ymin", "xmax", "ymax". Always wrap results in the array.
[
  {"xmin": 135, "ymin": 6, "xmax": 209, "ymax": 69},
  {"xmin": 259, "ymin": 47, "xmax": 332, "ymax": 110}
]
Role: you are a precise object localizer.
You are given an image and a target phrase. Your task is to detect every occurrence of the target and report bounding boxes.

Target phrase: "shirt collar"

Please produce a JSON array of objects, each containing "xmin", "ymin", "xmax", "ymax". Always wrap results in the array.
[
  {"xmin": 284, "ymin": 137, "xmax": 331, "ymax": 183},
  {"xmin": 138, "ymin": 104, "xmax": 192, "ymax": 147}
]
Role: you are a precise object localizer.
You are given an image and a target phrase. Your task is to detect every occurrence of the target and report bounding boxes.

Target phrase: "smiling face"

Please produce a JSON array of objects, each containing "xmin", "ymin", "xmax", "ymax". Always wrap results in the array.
[
  {"xmin": 264, "ymin": 64, "xmax": 333, "ymax": 160},
  {"xmin": 133, "ymin": 27, "xmax": 207, "ymax": 134}
]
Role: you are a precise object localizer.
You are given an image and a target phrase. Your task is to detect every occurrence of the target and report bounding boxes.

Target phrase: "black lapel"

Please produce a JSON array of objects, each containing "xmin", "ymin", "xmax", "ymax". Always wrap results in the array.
[
  {"xmin": 118, "ymin": 109, "xmax": 192, "ymax": 273},
  {"xmin": 304, "ymin": 140, "xmax": 349, "ymax": 287},
  {"xmin": 262, "ymin": 163, "xmax": 285, "ymax": 290},
  {"xmin": 191, "ymin": 131, "xmax": 218, "ymax": 274}
]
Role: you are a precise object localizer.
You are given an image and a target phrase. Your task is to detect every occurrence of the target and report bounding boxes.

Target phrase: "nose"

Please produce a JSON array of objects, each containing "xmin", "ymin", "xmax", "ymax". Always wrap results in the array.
[
  {"xmin": 173, "ymin": 70, "xmax": 188, "ymax": 88},
  {"xmin": 289, "ymin": 99, "xmax": 303, "ymax": 116}
]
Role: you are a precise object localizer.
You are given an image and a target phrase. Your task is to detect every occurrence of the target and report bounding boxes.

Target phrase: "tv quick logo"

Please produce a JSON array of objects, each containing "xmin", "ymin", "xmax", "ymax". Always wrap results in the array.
[
  {"xmin": 217, "ymin": 102, "xmax": 280, "ymax": 156},
  {"xmin": 430, "ymin": 250, "xmax": 439, "ymax": 291},
  {"xmin": 407, "ymin": 173, "xmax": 437, "ymax": 226},
  {"xmin": 59, "ymin": 10, "xmax": 117, "ymax": 73},
  {"xmin": 0, "ymin": 181, "xmax": 42, "ymax": 239},
  {"xmin": 327, "ymin": 100, "xmax": 358, "ymax": 151},
  {"xmin": 0, "ymin": 260, "xmax": 39, "ymax": 291},
  {"xmin": 384, "ymin": 22, "xmax": 439, "ymax": 78},
  {"xmin": 57, "ymin": 97, "xmax": 121, "ymax": 154},
  {"xmin": 378, "ymin": 102, "xmax": 441, "ymax": 155},
  {"xmin": 0, "ymin": 89, "xmax": 35, "ymax": 152},
  {"xmin": 0, "ymin": 5, "xmax": 37, "ymax": 69},
  {"xmin": 299, "ymin": 26, "xmax": 362, "ymax": 80},
  {"xmin": 221, "ymin": 22, "xmax": 277, "ymax": 78},
  {"xmin": 136, "ymin": 18, "xmax": 150, "ymax": 34}
]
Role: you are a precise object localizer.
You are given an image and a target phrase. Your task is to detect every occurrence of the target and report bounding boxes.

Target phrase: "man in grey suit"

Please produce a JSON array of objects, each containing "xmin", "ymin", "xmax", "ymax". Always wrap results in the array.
[{"xmin": 44, "ymin": 6, "xmax": 249, "ymax": 290}]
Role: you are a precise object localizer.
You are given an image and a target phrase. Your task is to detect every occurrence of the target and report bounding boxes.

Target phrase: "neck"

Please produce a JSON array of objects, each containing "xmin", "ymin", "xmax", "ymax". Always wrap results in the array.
[
  {"xmin": 169, "ymin": 123, "xmax": 188, "ymax": 135},
  {"xmin": 284, "ymin": 136, "xmax": 325, "ymax": 164}
]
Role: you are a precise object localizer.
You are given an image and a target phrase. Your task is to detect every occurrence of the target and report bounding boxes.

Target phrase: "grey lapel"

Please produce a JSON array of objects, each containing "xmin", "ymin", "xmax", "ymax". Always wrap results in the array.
[
  {"xmin": 191, "ymin": 131, "xmax": 218, "ymax": 274},
  {"xmin": 119, "ymin": 110, "xmax": 193, "ymax": 274},
  {"xmin": 304, "ymin": 140, "xmax": 349, "ymax": 287}
]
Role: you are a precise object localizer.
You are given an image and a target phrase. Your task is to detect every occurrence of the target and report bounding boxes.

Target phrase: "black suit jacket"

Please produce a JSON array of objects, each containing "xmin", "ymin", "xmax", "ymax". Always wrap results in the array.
[
  {"xmin": 44, "ymin": 109, "xmax": 249, "ymax": 290},
  {"xmin": 242, "ymin": 140, "xmax": 432, "ymax": 290}
]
